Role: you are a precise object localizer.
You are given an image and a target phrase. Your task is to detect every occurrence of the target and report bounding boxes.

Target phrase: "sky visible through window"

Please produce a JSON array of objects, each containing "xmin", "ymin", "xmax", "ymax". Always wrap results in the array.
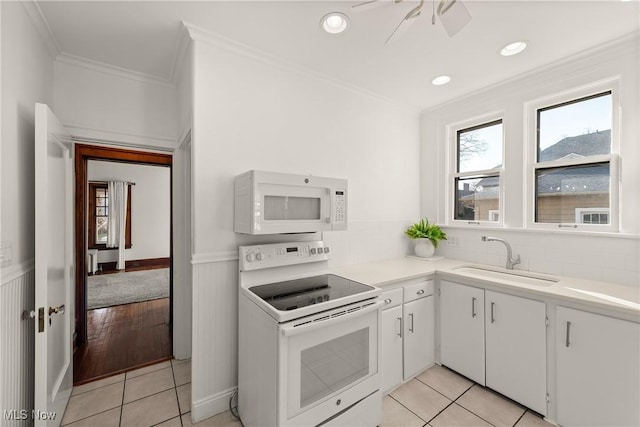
[{"xmin": 539, "ymin": 93, "xmax": 612, "ymax": 151}]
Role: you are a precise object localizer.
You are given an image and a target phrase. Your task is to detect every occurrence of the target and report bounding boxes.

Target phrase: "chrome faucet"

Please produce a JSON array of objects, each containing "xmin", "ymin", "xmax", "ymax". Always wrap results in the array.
[{"xmin": 481, "ymin": 236, "xmax": 521, "ymax": 270}]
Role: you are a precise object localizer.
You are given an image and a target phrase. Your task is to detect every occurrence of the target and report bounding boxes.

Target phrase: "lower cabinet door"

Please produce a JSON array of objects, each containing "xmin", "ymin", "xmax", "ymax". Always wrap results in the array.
[
  {"xmin": 485, "ymin": 291, "xmax": 547, "ymax": 415},
  {"xmin": 440, "ymin": 281, "xmax": 485, "ymax": 385},
  {"xmin": 380, "ymin": 305, "xmax": 403, "ymax": 393},
  {"xmin": 403, "ymin": 295, "xmax": 434, "ymax": 380},
  {"xmin": 556, "ymin": 306, "xmax": 640, "ymax": 427}
]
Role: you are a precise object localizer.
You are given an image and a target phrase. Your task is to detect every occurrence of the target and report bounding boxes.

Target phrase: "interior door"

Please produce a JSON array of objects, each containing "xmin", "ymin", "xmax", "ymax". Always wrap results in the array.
[{"xmin": 34, "ymin": 103, "xmax": 73, "ymax": 426}]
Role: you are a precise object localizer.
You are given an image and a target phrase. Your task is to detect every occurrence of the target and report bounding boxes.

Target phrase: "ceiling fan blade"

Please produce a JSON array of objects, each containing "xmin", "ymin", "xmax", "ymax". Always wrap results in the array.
[
  {"xmin": 385, "ymin": 0, "xmax": 424, "ymax": 45},
  {"xmin": 352, "ymin": 0, "xmax": 383, "ymax": 10},
  {"xmin": 436, "ymin": 0, "xmax": 471, "ymax": 37}
]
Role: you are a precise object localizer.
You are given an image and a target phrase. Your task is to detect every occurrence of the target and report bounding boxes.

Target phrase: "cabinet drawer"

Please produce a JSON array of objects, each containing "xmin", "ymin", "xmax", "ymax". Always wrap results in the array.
[
  {"xmin": 381, "ymin": 288, "xmax": 403, "ymax": 309},
  {"xmin": 403, "ymin": 280, "xmax": 434, "ymax": 303}
]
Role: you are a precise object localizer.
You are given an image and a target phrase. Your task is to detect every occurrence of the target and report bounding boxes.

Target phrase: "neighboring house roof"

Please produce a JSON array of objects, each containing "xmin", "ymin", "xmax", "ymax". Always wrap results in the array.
[
  {"xmin": 465, "ymin": 130, "xmax": 611, "ymax": 200},
  {"xmin": 539, "ymin": 129, "xmax": 610, "ymax": 162}
]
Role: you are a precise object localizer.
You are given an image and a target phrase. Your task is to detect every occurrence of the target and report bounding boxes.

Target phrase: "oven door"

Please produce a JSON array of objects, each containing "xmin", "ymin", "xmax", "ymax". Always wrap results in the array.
[{"xmin": 278, "ymin": 300, "xmax": 382, "ymax": 426}]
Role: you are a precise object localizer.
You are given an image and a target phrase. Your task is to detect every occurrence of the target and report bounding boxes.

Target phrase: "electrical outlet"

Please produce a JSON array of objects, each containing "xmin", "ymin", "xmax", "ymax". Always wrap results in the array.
[
  {"xmin": 446, "ymin": 236, "xmax": 459, "ymax": 247},
  {"xmin": 1, "ymin": 241, "xmax": 13, "ymax": 268}
]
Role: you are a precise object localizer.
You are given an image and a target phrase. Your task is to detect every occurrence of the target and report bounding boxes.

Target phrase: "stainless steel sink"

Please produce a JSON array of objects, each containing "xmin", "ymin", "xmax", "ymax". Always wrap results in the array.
[{"xmin": 452, "ymin": 266, "xmax": 558, "ymax": 286}]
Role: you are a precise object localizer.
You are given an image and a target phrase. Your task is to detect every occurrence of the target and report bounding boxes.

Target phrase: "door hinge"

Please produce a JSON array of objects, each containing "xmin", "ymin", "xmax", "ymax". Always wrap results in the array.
[
  {"xmin": 545, "ymin": 316, "xmax": 549, "ymax": 327},
  {"xmin": 546, "ymin": 393, "xmax": 550, "ymax": 403},
  {"xmin": 438, "ymin": 288, "xmax": 441, "ymax": 296}
]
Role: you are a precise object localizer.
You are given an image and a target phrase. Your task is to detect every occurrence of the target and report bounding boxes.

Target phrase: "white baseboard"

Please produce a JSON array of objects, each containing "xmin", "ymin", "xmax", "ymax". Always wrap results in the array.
[{"xmin": 190, "ymin": 386, "xmax": 237, "ymax": 423}]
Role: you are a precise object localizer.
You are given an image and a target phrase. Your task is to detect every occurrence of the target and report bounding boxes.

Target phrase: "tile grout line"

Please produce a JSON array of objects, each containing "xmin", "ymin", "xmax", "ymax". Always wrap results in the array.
[
  {"xmin": 171, "ymin": 360, "xmax": 185, "ymax": 427},
  {"xmin": 512, "ymin": 410, "xmax": 527, "ymax": 427},
  {"xmin": 119, "ymin": 371, "xmax": 126, "ymax": 427}
]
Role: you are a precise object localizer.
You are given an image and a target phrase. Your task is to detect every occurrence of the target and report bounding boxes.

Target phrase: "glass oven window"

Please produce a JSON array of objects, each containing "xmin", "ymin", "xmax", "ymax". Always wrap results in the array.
[
  {"xmin": 300, "ymin": 328, "xmax": 369, "ymax": 408},
  {"xmin": 264, "ymin": 196, "xmax": 321, "ymax": 220}
]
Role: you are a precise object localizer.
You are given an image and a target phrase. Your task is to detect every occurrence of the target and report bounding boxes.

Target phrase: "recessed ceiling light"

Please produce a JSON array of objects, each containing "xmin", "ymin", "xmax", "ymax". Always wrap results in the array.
[
  {"xmin": 321, "ymin": 12, "xmax": 349, "ymax": 34},
  {"xmin": 500, "ymin": 41, "xmax": 528, "ymax": 57},
  {"xmin": 432, "ymin": 75, "xmax": 451, "ymax": 86}
]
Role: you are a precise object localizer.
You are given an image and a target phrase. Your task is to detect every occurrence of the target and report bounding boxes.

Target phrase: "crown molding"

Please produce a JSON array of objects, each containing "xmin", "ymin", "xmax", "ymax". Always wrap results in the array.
[
  {"xmin": 21, "ymin": 0, "xmax": 61, "ymax": 58},
  {"xmin": 183, "ymin": 22, "xmax": 419, "ymax": 114},
  {"xmin": 55, "ymin": 53, "xmax": 176, "ymax": 89},
  {"xmin": 169, "ymin": 23, "xmax": 193, "ymax": 84}
]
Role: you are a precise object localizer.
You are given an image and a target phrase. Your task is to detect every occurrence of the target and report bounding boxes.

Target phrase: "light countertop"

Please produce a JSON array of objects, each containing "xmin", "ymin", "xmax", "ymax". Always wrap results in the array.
[{"xmin": 331, "ymin": 257, "xmax": 640, "ymax": 320}]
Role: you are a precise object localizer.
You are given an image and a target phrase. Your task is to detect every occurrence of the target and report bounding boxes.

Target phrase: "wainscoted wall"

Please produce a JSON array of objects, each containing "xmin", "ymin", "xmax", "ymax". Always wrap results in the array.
[
  {"xmin": 437, "ymin": 228, "xmax": 640, "ymax": 287},
  {"xmin": 0, "ymin": 262, "xmax": 35, "ymax": 427},
  {"xmin": 190, "ymin": 256, "xmax": 238, "ymax": 421}
]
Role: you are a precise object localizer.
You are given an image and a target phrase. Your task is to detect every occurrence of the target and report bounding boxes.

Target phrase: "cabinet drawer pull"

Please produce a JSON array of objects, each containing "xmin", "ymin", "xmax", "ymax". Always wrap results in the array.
[
  {"xmin": 416, "ymin": 289, "xmax": 425, "ymax": 295},
  {"xmin": 396, "ymin": 317, "xmax": 402, "ymax": 337},
  {"xmin": 471, "ymin": 297, "xmax": 477, "ymax": 318},
  {"xmin": 384, "ymin": 298, "xmax": 392, "ymax": 305},
  {"xmin": 565, "ymin": 321, "xmax": 572, "ymax": 347},
  {"xmin": 490, "ymin": 302, "xmax": 496, "ymax": 323}
]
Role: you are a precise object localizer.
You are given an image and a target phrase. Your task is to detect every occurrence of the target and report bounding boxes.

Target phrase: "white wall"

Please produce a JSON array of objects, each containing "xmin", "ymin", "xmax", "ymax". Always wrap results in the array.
[
  {"xmin": 53, "ymin": 57, "xmax": 179, "ymax": 150},
  {"xmin": 188, "ymin": 27, "xmax": 421, "ymax": 421},
  {"xmin": 87, "ymin": 160, "xmax": 170, "ymax": 264},
  {"xmin": 1, "ymin": 2, "xmax": 54, "ymax": 423},
  {"xmin": 1, "ymin": 1, "xmax": 54, "ymax": 269},
  {"xmin": 421, "ymin": 34, "xmax": 640, "ymax": 287}
]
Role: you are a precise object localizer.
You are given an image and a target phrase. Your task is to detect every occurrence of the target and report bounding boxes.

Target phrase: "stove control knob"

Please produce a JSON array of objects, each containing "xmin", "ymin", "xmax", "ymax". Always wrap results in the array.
[
  {"xmin": 310, "ymin": 248, "xmax": 317, "ymax": 255},
  {"xmin": 324, "ymin": 247, "xmax": 330, "ymax": 254},
  {"xmin": 255, "ymin": 253, "xmax": 264, "ymax": 261},
  {"xmin": 245, "ymin": 254, "xmax": 255, "ymax": 262}
]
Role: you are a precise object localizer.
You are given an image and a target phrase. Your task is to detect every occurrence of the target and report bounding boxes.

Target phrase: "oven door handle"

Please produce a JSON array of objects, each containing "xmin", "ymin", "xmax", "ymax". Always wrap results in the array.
[{"xmin": 280, "ymin": 301, "xmax": 383, "ymax": 337}]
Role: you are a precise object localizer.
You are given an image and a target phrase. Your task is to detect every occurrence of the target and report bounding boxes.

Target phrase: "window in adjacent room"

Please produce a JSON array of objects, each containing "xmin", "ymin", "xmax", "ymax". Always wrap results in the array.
[
  {"xmin": 534, "ymin": 91, "xmax": 617, "ymax": 230},
  {"xmin": 453, "ymin": 119, "xmax": 503, "ymax": 224},
  {"xmin": 88, "ymin": 182, "xmax": 132, "ymax": 249}
]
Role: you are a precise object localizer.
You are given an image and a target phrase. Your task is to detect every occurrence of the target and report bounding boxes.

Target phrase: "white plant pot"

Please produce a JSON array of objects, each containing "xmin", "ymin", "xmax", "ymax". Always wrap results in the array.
[{"xmin": 414, "ymin": 239, "xmax": 435, "ymax": 258}]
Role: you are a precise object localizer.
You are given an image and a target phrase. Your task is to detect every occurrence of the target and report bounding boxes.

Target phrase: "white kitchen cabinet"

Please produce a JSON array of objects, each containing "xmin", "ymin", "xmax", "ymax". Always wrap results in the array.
[
  {"xmin": 403, "ymin": 294, "xmax": 434, "ymax": 379},
  {"xmin": 380, "ymin": 280, "xmax": 434, "ymax": 393},
  {"xmin": 380, "ymin": 303, "xmax": 403, "ymax": 393},
  {"xmin": 556, "ymin": 306, "xmax": 640, "ymax": 427},
  {"xmin": 440, "ymin": 280, "xmax": 486, "ymax": 385},
  {"xmin": 485, "ymin": 290, "xmax": 546, "ymax": 415}
]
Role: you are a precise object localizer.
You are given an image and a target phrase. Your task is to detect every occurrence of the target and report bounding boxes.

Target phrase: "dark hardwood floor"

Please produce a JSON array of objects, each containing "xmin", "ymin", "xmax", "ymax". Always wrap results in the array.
[{"xmin": 73, "ymin": 298, "xmax": 172, "ymax": 385}]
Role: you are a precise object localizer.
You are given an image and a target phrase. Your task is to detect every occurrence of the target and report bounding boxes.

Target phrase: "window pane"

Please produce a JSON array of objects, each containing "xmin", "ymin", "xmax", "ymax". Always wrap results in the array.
[
  {"xmin": 458, "ymin": 121, "xmax": 503, "ymax": 173},
  {"xmin": 455, "ymin": 175, "xmax": 500, "ymax": 221},
  {"xmin": 96, "ymin": 217, "xmax": 108, "ymax": 242},
  {"xmin": 96, "ymin": 207, "xmax": 107, "ymax": 216},
  {"xmin": 538, "ymin": 92, "xmax": 611, "ymax": 162},
  {"xmin": 96, "ymin": 188, "xmax": 106, "ymax": 197},
  {"xmin": 96, "ymin": 197, "xmax": 107, "ymax": 207},
  {"xmin": 535, "ymin": 163, "xmax": 610, "ymax": 224}
]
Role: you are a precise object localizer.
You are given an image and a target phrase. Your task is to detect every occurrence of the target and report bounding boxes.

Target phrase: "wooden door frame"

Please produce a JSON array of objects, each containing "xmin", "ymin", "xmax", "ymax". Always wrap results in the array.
[{"xmin": 74, "ymin": 144, "xmax": 173, "ymax": 347}]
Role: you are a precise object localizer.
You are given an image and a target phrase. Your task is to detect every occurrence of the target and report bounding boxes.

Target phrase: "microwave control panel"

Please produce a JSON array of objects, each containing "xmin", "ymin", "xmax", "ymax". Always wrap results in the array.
[{"xmin": 334, "ymin": 190, "xmax": 346, "ymax": 225}]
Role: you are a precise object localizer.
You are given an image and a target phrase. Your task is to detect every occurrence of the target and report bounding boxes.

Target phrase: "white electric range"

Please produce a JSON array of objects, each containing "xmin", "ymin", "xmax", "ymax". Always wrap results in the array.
[{"xmin": 237, "ymin": 240, "xmax": 383, "ymax": 427}]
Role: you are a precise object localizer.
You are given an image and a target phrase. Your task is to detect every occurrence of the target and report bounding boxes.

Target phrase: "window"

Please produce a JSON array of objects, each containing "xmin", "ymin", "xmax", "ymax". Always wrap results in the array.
[
  {"xmin": 453, "ymin": 119, "xmax": 503, "ymax": 224},
  {"xmin": 533, "ymin": 91, "xmax": 616, "ymax": 229},
  {"xmin": 88, "ymin": 183, "xmax": 132, "ymax": 249}
]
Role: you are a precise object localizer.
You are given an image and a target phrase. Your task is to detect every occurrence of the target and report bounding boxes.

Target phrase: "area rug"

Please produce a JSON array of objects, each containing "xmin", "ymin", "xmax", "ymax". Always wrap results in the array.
[{"xmin": 87, "ymin": 268, "xmax": 169, "ymax": 309}]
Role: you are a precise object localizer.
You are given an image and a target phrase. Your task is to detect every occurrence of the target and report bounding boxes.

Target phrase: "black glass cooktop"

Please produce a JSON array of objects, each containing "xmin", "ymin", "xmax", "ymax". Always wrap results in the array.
[{"xmin": 249, "ymin": 274, "xmax": 375, "ymax": 311}]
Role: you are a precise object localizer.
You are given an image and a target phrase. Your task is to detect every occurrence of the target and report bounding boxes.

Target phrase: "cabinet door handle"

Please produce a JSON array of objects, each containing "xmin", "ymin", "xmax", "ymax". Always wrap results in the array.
[
  {"xmin": 384, "ymin": 298, "xmax": 392, "ymax": 305},
  {"xmin": 490, "ymin": 302, "xmax": 495, "ymax": 323},
  {"xmin": 396, "ymin": 317, "xmax": 402, "ymax": 337},
  {"xmin": 409, "ymin": 313, "xmax": 414, "ymax": 333},
  {"xmin": 565, "ymin": 321, "xmax": 572, "ymax": 347},
  {"xmin": 471, "ymin": 297, "xmax": 477, "ymax": 318},
  {"xmin": 416, "ymin": 289, "xmax": 425, "ymax": 295}
]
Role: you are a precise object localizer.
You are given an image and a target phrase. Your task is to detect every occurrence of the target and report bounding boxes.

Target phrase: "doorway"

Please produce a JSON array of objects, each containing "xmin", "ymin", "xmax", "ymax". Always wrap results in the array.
[{"xmin": 73, "ymin": 144, "xmax": 173, "ymax": 384}]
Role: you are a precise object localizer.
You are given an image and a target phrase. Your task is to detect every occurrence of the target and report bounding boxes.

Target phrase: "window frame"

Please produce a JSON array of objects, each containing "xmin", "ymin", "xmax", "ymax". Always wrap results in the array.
[
  {"xmin": 525, "ymin": 79, "xmax": 620, "ymax": 232},
  {"xmin": 88, "ymin": 182, "xmax": 132, "ymax": 250},
  {"xmin": 448, "ymin": 114, "xmax": 505, "ymax": 227}
]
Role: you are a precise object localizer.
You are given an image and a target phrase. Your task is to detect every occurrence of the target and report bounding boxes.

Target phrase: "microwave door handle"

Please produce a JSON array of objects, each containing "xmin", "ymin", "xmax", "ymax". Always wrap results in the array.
[
  {"xmin": 326, "ymin": 187, "xmax": 332, "ymax": 224},
  {"xmin": 281, "ymin": 301, "xmax": 383, "ymax": 337}
]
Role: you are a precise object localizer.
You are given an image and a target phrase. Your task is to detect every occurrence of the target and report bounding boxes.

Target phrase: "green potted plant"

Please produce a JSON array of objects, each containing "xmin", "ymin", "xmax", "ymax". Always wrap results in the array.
[{"xmin": 404, "ymin": 218, "xmax": 447, "ymax": 258}]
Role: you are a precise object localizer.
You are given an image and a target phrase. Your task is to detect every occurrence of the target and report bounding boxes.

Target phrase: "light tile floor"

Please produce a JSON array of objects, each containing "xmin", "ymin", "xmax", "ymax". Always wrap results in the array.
[{"xmin": 62, "ymin": 361, "xmax": 553, "ymax": 427}]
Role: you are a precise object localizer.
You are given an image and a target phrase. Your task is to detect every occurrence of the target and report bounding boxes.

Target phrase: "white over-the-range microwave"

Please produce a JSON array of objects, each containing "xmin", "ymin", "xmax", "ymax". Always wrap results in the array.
[{"xmin": 234, "ymin": 170, "xmax": 347, "ymax": 234}]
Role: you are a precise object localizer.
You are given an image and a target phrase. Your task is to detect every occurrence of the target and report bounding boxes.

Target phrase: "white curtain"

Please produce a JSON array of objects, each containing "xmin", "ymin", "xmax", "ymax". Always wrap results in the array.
[{"xmin": 107, "ymin": 181, "xmax": 128, "ymax": 270}]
